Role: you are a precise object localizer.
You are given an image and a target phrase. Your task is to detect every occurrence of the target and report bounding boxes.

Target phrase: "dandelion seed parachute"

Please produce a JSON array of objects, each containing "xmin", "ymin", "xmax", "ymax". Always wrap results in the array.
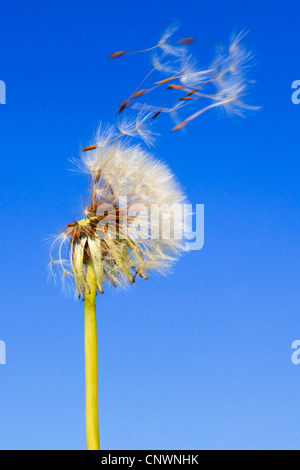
[
  {"xmin": 119, "ymin": 25, "xmax": 259, "ymax": 130},
  {"xmin": 209, "ymin": 31, "xmax": 260, "ymax": 117}
]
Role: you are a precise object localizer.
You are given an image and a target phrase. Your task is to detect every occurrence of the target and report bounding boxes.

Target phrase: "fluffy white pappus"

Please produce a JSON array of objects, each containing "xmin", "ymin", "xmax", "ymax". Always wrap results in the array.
[
  {"xmin": 95, "ymin": 123, "xmax": 117, "ymax": 148},
  {"xmin": 152, "ymin": 24, "xmax": 196, "ymax": 78},
  {"xmin": 51, "ymin": 135, "xmax": 189, "ymax": 298},
  {"xmin": 147, "ymin": 28, "xmax": 259, "ymax": 129},
  {"xmin": 117, "ymin": 108, "xmax": 158, "ymax": 147},
  {"xmin": 85, "ymin": 140, "xmax": 186, "ymax": 206},
  {"xmin": 152, "ymin": 52, "xmax": 179, "ymax": 76},
  {"xmin": 179, "ymin": 55, "xmax": 212, "ymax": 87},
  {"xmin": 93, "ymin": 142, "xmax": 187, "ymax": 260},
  {"xmin": 158, "ymin": 23, "xmax": 186, "ymax": 58},
  {"xmin": 210, "ymin": 31, "xmax": 259, "ymax": 116}
]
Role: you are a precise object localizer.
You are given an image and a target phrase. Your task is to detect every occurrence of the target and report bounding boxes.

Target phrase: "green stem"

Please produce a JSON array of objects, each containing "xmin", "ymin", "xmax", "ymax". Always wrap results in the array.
[{"xmin": 84, "ymin": 264, "xmax": 100, "ymax": 450}]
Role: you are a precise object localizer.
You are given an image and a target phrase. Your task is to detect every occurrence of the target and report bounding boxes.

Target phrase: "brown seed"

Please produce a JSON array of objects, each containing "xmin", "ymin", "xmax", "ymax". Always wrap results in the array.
[
  {"xmin": 155, "ymin": 76, "xmax": 177, "ymax": 85},
  {"xmin": 187, "ymin": 87, "xmax": 200, "ymax": 96},
  {"xmin": 180, "ymin": 97, "xmax": 194, "ymax": 101},
  {"xmin": 178, "ymin": 37, "xmax": 195, "ymax": 45},
  {"xmin": 64, "ymin": 227, "xmax": 74, "ymax": 236},
  {"xmin": 108, "ymin": 51, "xmax": 126, "ymax": 59},
  {"xmin": 152, "ymin": 108, "xmax": 163, "ymax": 120},
  {"xmin": 167, "ymin": 84, "xmax": 184, "ymax": 90},
  {"xmin": 118, "ymin": 100, "xmax": 129, "ymax": 114},
  {"xmin": 131, "ymin": 89, "xmax": 147, "ymax": 98},
  {"xmin": 172, "ymin": 120, "xmax": 188, "ymax": 132},
  {"xmin": 95, "ymin": 170, "xmax": 101, "ymax": 184},
  {"xmin": 83, "ymin": 145, "xmax": 98, "ymax": 152}
]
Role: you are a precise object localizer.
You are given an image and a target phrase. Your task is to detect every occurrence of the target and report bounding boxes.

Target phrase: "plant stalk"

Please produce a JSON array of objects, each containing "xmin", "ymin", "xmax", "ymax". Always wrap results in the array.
[{"xmin": 84, "ymin": 264, "xmax": 100, "ymax": 450}]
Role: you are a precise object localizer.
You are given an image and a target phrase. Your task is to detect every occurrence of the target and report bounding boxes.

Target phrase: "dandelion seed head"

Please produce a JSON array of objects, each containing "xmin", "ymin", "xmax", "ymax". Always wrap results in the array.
[{"xmin": 50, "ymin": 128, "xmax": 188, "ymax": 298}]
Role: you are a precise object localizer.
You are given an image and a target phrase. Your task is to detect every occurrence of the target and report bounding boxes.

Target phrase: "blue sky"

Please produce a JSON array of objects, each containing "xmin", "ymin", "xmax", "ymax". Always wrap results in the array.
[{"xmin": 1, "ymin": 0, "xmax": 300, "ymax": 450}]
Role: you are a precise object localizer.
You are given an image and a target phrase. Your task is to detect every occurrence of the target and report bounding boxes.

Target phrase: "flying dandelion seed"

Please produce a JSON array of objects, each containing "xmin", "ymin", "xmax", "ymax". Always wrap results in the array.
[{"xmin": 109, "ymin": 25, "xmax": 259, "ymax": 131}]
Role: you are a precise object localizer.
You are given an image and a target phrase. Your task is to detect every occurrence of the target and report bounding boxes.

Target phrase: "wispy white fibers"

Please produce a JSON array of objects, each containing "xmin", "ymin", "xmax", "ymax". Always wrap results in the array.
[
  {"xmin": 50, "ymin": 127, "xmax": 188, "ymax": 297},
  {"xmin": 209, "ymin": 31, "xmax": 260, "ymax": 116},
  {"xmin": 110, "ymin": 24, "xmax": 259, "ymax": 130}
]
